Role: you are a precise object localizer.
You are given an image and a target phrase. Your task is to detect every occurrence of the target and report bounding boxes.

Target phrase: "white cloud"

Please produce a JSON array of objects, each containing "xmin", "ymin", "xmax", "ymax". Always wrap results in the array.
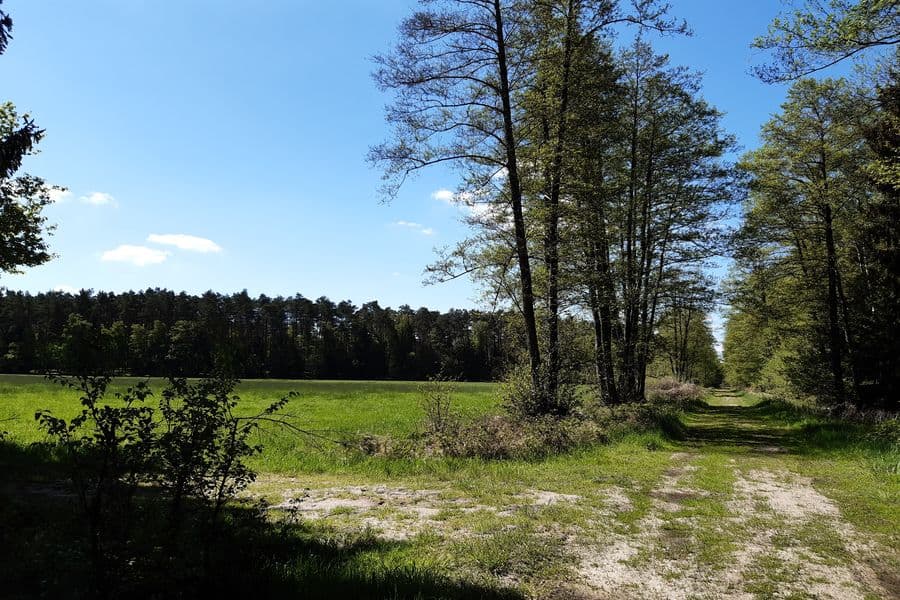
[
  {"xmin": 53, "ymin": 284, "xmax": 78, "ymax": 294},
  {"xmin": 81, "ymin": 191, "xmax": 117, "ymax": 206},
  {"xmin": 394, "ymin": 220, "xmax": 435, "ymax": 236},
  {"xmin": 432, "ymin": 187, "xmax": 502, "ymax": 221},
  {"xmin": 101, "ymin": 245, "xmax": 169, "ymax": 266},
  {"xmin": 147, "ymin": 233, "xmax": 222, "ymax": 253},
  {"xmin": 49, "ymin": 188, "xmax": 72, "ymax": 203},
  {"xmin": 431, "ymin": 189, "xmax": 455, "ymax": 204}
]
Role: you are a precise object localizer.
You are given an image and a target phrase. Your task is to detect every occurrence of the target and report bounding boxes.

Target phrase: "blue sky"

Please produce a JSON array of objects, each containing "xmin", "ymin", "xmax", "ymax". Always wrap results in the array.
[{"xmin": 2, "ymin": 0, "xmax": 796, "ymax": 323}]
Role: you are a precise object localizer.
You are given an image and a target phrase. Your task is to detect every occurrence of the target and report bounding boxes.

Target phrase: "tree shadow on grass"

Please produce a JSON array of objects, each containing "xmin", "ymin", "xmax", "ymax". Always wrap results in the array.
[
  {"xmin": 0, "ymin": 440, "xmax": 523, "ymax": 600},
  {"xmin": 682, "ymin": 403, "xmax": 795, "ymax": 452},
  {"xmin": 678, "ymin": 394, "xmax": 891, "ymax": 458}
]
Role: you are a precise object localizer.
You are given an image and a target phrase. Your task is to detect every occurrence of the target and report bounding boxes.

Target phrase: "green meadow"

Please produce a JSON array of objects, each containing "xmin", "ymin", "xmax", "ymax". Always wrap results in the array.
[{"xmin": 0, "ymin": 375, "xmax": 500, "ymax": 475}]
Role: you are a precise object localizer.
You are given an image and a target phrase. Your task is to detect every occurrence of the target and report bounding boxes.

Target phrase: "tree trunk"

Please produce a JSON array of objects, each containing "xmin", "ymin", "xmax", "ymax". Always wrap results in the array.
[
  {"xmin": 542, "ymin": 0, "xmax": 577, "ymax": 412},
  {"xmin": 588, "ymin": 231, "xmax": 620, "ymax": 404},
  {"xmin": 493, "ymin": 0, "xmax": 542, "ymax": 394},
  {"xmin": 823, "ymin": 202, "xmax": 846, "ymax": 403}
]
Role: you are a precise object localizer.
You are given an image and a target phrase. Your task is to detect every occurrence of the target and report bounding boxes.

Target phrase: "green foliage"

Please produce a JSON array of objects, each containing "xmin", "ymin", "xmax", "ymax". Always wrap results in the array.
[
  {"xmin": 33, "ymin": 373, "xmax": 296, "ymax": 595},
  {"xmin": 34, "ymin": 376, "xmax": 158, "ymax": 594},
  {"xmin": 652, "ymin": 301, "xmax": 723, "ymax": 388},
  {"xmin": 0, "ymin": 5, "xmax": 55, "ymax": 276},
  {"xmin": 753, "ymin": 0, "xmax": 900, "ymax": 82},
  {"xmin": 0, "ymin": 289, "xmax": 513, "ymax": 381},
  {"xmin": 0, "ymin": 102, "xmax": 55, "ymax": 276},
  {"xmin": 156, "ymin": 377, "xmax": 294, "ymax": 523},
  {"xmin": 728, "ymin": 74, "xmax": 899, "ymax": 409}
]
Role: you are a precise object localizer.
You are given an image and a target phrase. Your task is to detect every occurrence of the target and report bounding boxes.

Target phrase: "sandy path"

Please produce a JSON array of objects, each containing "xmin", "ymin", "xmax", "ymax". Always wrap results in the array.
[{"xmin": 574, "ymin": 395, "xmax": 898, "ymax": 599}]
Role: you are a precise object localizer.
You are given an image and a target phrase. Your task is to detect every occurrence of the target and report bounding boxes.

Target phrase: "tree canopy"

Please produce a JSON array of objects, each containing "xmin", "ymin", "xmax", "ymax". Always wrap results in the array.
[
  {"xmin": 753, "ymin": 0, "xmax": 900, "ymax": 82},
  {"xmin": 0, "ymin": 1, "xmax": 56, "ymax": 278}
]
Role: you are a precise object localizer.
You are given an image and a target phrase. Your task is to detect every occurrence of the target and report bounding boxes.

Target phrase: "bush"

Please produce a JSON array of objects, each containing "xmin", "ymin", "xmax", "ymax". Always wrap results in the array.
[
  {"xmin": 34, "ymin": 374, "xmax": 296, "ymax": 596},
  {"xmin": 499, "ymin": 363, "xmax": 580, "ymax": 419},
  {"xmin": 433, "ymin": 414, "xmax": 606, "ymax": 460},
  {"xmin": 870, "ymin": 416, "xmax": 900, "ymax": 448},
  {"xmin": 376, "ymin": 375, "xmax": 697, "ymax": 461},
  {"xmin": 419, "ymin": 378, "xmax": 461, "ymax": 445},
  {"xmin": 409, "ymin": 374, "xmax": 605, "ymax": 460},
  {"xmin": 645, "ymin": 377, "xmax": 704, "ymax": 407}
]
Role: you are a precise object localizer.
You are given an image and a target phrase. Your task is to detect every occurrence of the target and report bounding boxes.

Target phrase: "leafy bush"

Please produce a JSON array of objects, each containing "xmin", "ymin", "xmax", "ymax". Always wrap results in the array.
[
  {"xmin": 499, "ymin": 363, "xmax": 580, "ymax": 419},
  {"xmin": 156, "ymin": 377, "xmax": 293, "ymax": 526},
  {"xmin": 34, "ymin": 374, "xmax": 296, "ymax": 596},
  {"xmin": 35, "ymin": 376, "xmax": 156, "ymax": 591}
]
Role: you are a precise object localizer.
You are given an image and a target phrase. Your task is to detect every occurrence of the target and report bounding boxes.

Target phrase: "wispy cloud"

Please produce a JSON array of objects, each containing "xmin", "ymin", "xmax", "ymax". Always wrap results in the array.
[
  {"xmin": 148, "ymin": 233, "xmax": 223, "ymax": 253},
  {"xmin": 395, "ymin": 220, "xmax": 435, "ymax": 236},
  {"xmin": 81, "ymin": 191, "xmax": 117, "ymax": 207},
  {"xmin": 101, "ymin": 245, "xmax": 169, "ymax": 266},
  {"xmin": 48, "ymin": 188, "xmax": 72, "ymax": 203}
]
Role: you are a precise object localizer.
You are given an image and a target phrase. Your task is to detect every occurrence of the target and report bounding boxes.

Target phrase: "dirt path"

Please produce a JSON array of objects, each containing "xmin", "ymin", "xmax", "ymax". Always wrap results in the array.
[{"xmin": 573, "ymin": 390, "xmax": 898, "ymax": 599}]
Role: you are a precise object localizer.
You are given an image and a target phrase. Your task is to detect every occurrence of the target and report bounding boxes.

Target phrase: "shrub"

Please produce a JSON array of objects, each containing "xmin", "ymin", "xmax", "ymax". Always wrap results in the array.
[
  {"xmin": 586, "ymin": 400, "xmax": 686, "ymax": 441},
  {"xmin": 645, "ymin": 377, "xmax": 704, "ymax": 407},
  {"xmin": 35, "ymin": 376, "xmax": 157, "ymax": 595},
  {"xmin": 499, "ymin": 363, "xmax": 580, "ymax": 419},
  {"xmin": 402, "ymin": 374, "xmax": 696, "ymax": 461},
  {"xmin": 419, "ymin": 377, "xmax": 461, "ymax": 440},
  {"xmin": 421, "ymin": 412, "xmax": 607, "ymax": 460},
  {"xmin": 34, "ymin": 374, "xmax": 296, "ymax": 596},
  {"xmin": 867, "ymin": 416, "xmax": 900, "ymax": 447}
]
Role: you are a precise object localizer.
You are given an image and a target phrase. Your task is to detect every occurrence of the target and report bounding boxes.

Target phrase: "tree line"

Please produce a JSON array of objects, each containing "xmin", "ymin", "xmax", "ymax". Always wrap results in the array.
[
  {"xmin": 724, "ymin": 2, "xmax": 899, "ymax": 410},
  {"xmin": 0, "ymin": 287, "xmax": 723, "ymax": 386},
  {"xmin": 0, "ymin": 289, "xmax": 516, "ymax": 380}
]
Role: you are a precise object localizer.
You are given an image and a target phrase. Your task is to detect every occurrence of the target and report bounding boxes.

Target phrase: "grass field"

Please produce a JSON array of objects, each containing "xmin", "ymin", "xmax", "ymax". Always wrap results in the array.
[
  {"xmin": 0, "ymin": 374, "xmax": 499, "ymax": 474},
  {"xmin": 2, "ymin": 376, "xmax": 898, "ymax": 598}
]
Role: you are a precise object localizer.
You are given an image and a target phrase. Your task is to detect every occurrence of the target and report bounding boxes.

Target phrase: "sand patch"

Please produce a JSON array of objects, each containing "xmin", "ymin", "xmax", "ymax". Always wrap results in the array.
[
  {"xmin": 521, "ymin": 489, "xmax": 581, "ymax": 506},
  {"xmin": 575, "ymin": 455, "xmax": 896, "ymax": 600},
  {"xmin": 598, "ymin": 485, "xmax": 633, "ymax": 513},
  {"xmin": 732, "ymin": 469, "xmax": 839, "ymax": 520}
]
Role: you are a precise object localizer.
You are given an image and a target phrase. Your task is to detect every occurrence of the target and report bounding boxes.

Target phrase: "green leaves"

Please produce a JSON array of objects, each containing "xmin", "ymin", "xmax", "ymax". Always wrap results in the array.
[{"xmin": 753, "ymin": 0, "xmax": 900, "ymax": 82}]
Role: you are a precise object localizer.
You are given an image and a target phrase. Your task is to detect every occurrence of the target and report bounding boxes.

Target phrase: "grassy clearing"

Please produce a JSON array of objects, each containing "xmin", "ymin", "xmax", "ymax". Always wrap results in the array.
[
  {"xmin": 2, "ymin": 377, "xmax": 898, "ymax": 598},
  {"xmin": 0, "ymin": 374, "xmax": 497, "ymax": 475}
]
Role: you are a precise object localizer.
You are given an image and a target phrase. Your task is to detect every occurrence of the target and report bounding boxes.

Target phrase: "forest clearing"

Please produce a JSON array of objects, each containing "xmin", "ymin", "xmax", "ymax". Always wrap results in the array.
[{"xmin": 2, "ymin": 0, "xmax": 899, "ymax": 597}]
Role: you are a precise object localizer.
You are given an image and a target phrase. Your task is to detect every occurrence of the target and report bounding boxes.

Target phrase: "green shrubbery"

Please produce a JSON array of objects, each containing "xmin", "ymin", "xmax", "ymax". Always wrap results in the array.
[
  {"xmin": 33, "ymin": 374, "xmax": 296, "ymax": 597},
  {"xmin": 362, "ymin": 375, "xmax": 699, "ymax": 461}
]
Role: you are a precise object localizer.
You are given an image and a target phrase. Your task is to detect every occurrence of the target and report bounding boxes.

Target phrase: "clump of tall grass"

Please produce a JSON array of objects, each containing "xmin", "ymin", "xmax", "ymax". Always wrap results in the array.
[{"xmin": 645, "ymin": 377, "xmax": 704, "ymax": 407}]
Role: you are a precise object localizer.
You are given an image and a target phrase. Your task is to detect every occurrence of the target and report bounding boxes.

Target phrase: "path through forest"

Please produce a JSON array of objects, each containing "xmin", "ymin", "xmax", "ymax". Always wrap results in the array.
[{"xmin": 574, "ymin": 390, "xmax": 899, "ymax": 599}]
